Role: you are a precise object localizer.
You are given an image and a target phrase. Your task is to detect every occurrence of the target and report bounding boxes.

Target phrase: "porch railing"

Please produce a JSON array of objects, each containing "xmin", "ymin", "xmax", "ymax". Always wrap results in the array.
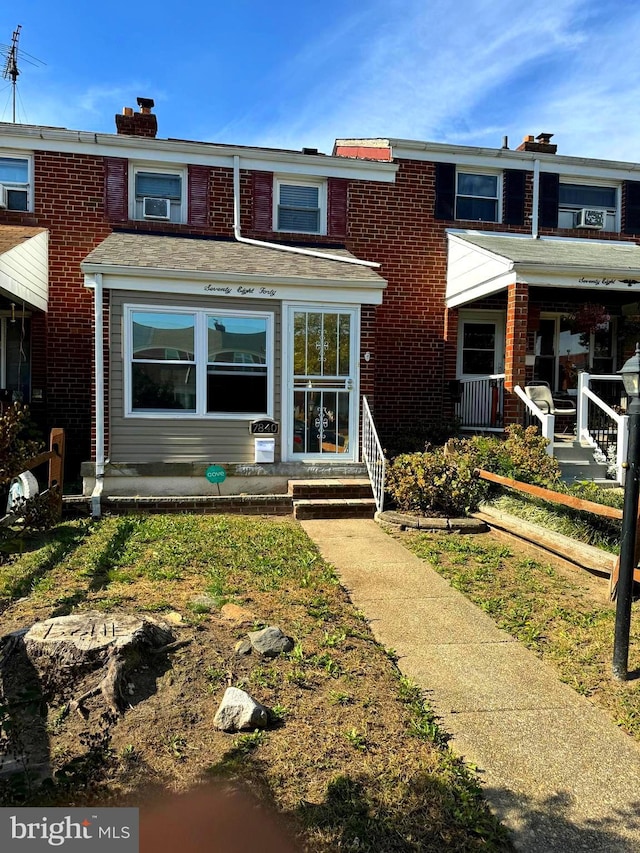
[
  {"xmin": 362, "ymin": 396, "xmax": 385, "ymax": 513},
  {"xmin": 576, "ymin": 372, "xmax": 628, "ymax": 484},
  {"xmin": 514, "ymin": 385, "xmax": 555, "ymax": 455},
  {"xmin": 455, "ymin": 374, "xmax": 505, "ymax": 430}
]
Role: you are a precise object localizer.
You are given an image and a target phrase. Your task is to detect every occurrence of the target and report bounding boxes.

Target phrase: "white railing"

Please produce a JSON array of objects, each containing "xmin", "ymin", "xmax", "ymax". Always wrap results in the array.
[
  {"xmin": 514, "ymin": 385, "xmax": 555, "ymax": 455},
  {"xmin": 362, "ymin": 396, "xmax": 385, "ymax": 513},
  {"xmin": 456, "ymin": 374, "xmax": 505, "ymax": 430},
  {"xmin": 577, "ymin": 373, "xmax": 628, "ymax": 484}
]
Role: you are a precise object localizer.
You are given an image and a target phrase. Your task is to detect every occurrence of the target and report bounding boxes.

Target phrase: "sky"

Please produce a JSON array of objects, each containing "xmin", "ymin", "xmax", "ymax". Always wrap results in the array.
[{"xmin": 1, "ymin": 0, "xmax": 640, "ymax": 162}]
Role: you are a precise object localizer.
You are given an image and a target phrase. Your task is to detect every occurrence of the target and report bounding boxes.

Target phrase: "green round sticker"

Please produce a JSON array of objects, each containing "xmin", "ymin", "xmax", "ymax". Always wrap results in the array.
[{"xmin": 205, "ymin": 465, "xmax": 226, "ymax": 484}]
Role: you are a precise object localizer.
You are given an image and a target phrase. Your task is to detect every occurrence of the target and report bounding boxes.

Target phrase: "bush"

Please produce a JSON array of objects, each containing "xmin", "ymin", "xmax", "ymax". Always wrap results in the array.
[
  {"xmin": 459, "ymin": 425, "xmax": 561, "ymax": 487},
  {"xmin": 386, "ymin": 446, "xmax": 488, "ymax": 516},
  {"xmin": 385, "ymin": 425, "xmax": 562, "ymax": 517}
]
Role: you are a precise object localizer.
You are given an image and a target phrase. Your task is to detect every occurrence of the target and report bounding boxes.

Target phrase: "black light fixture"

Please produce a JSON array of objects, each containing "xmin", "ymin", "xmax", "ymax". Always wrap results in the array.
[{"xmin": 613, "ymin": 343, "xmax": 640, "ymax": 679}]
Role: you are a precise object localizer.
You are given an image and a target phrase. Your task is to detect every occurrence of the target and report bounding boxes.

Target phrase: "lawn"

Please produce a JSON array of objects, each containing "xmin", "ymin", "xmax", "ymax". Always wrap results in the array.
[
  {"xmin": 393, "ymin": 527, "xmax": 640, "ymax": 739},
  {"xmin": 0, "ymin": 514, "xmax": 511, "ymax": 852}
]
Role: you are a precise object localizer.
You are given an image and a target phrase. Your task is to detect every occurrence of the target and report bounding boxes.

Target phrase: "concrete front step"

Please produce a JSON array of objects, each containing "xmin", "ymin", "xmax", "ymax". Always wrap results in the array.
[
  {"xmin": 293, "ymin": 498, "xmax": 377, "ymax": 520},
  {"xmin": 288, "ymin": 478, "xmax": 373, "ymax": 500}
]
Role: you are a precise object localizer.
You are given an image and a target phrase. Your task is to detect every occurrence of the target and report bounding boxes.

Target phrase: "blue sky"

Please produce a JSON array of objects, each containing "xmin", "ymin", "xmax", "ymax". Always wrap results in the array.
[{"xmin": 2, "ymin": 0, "xmax": 640, "ymax": 161}]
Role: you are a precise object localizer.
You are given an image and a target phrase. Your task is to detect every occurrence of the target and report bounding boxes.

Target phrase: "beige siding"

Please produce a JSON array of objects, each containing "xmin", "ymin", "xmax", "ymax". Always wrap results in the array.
[{"xmin": 109, "ymin": 291, "xmax": 281, "ymax": 464}]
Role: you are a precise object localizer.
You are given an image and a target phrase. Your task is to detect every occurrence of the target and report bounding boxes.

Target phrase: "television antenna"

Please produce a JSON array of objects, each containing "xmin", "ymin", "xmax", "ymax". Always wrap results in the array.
[{"xmin": 1, "ymin": 25, "xmax": 45, "ymax": 123}]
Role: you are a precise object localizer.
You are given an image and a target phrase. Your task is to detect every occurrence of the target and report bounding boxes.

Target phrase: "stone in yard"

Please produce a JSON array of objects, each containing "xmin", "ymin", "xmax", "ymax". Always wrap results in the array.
[
  {"xmin": 234, "ymin": 638, "xmax": 252, "ymax": 656},
  {"xmin": 248, "ymin": 626, "xmax": 294, "ymax": 657},
  {"xmin": 213, "ymin": 686, "xmax": 270, "ymax": 732},
  {"xmin": 221, "ymin": 603, "xmax": 256, "ymax": 627}
]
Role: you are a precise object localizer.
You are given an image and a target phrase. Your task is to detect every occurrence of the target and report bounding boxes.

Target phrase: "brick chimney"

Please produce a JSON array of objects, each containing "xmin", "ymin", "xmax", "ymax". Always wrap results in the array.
[
  {"xmin": 516, "ymin": 133, "xmax": 557, "ymax": 154},
  {"xmin": 115, "ymin": 97, "xmax": 158, "ymax": 138}
]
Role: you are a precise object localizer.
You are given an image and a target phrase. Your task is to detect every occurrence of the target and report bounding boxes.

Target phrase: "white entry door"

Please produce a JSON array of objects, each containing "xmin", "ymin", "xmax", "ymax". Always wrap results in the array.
[{"xmin": 284, "ymin": 306, "xmax": 359, "ymax": 461}]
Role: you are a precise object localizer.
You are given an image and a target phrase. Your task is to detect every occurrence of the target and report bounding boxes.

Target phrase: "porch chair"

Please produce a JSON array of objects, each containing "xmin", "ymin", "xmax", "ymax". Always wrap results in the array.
[{"xmin": 524, "ymin": 382, "xmax": 576, "ymax": 433}]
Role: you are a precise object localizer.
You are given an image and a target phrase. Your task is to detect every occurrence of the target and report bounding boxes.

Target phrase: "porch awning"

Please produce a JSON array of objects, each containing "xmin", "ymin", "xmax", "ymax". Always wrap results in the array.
[
  {"xmin": 0, "ymin": 226, "xmax": 48, "ymax": 312},
  {"xmin": 81, "ymin": 232, "xmax": 387, "ymax": 305},
  {"xmin": 446, "ymin": 231, "xmax": 640, "ymax": 308}
]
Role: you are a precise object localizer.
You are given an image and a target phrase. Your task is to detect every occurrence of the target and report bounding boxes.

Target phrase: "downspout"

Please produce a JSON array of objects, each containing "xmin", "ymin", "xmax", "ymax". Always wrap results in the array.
[
  {"xmin": 232, "ymin": 155, "xmax": 379, "ymax": 268},
  {"xmin": 531, "ymin": 158, "xmax": 540, "ymax": 239},
  {"xmin": 91, "ymin": 272, "xmax": 104, "ymax": 519}
]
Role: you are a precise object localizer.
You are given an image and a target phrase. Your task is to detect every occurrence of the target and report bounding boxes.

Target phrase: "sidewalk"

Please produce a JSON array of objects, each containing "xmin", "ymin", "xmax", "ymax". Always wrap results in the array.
[{"xmin": 300, "ymin": 518, "xmax": 640, "ymax": 853}]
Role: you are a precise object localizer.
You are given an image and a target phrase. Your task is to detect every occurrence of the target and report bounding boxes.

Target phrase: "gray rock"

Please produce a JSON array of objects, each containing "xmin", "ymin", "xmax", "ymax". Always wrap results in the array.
[
  {"xmin": 213, "ymin": 687, "xmax": 269, "ymax": 732},
  {"xmin": 248, "ymin": 626, "xmax": 294, "ymax": 657},
  {"xmin": 234, "ymin": 638, "xmax": 252, "ymax": 656}
]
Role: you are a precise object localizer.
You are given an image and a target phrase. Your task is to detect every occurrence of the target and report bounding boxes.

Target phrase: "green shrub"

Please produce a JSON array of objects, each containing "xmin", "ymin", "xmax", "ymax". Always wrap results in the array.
[
  {"xmin": 386, "ymin": 447, "xmax": 488, "ymax": 516},
  {"xmin": 449, "ymin": 425, "xmax": 561, "ymax": 487},
  {"xmin": 385, "ymin": 425, "xmax": 562, "ymax": 517}
]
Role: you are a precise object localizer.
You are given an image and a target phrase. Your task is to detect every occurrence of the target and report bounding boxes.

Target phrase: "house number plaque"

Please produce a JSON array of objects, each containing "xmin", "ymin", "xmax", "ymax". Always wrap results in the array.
[{"xmin": 250, "ymin": 419, "xmax": 279, "ymax": 435}]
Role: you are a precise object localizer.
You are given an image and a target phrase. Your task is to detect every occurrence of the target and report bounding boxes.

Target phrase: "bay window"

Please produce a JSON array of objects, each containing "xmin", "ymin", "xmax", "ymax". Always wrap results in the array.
[{"xmin": 127, "ymin": 307, "xmax": 272, "ymax": 417}]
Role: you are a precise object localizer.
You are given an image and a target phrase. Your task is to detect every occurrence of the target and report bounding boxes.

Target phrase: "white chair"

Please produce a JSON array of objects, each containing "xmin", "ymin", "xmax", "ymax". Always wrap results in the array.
[{"xmin": 524, "ymin": 381, "xmax": 577, "ymax": 416}]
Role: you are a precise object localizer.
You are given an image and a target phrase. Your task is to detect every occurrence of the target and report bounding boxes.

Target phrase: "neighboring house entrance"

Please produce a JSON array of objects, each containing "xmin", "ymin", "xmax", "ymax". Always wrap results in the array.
[
  {"xmin": 284, "ymin": 305, "xmax": 358, "ymax": 460},
  {"xmin": 456, "ymin": 311, "xmax": 505, "ymax": 430}
]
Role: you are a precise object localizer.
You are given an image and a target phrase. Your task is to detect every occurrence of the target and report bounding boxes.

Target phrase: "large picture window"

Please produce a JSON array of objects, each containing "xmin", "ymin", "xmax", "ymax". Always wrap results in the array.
[{"xmin": 127, "ymin": 307, "xmax": 272, "ymax": 417}]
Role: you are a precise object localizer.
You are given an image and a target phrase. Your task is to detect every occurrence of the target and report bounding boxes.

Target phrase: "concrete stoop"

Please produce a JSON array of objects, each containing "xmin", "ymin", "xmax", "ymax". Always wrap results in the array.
[
  {"xmin": 289, "ymin": 478, "xmax": 376, "ymax": 520},
  {"xmin": 553, "ymin": 440, "xmax": 615, "ymax": 485},
  {"xmin": 63, "ymin": 477, "xmax": 376, "ymax": 520}
]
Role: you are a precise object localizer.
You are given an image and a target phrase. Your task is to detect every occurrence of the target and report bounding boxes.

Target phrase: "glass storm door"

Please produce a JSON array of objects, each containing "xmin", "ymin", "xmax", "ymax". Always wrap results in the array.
[{"xmin": 287, "ymin": 308, "xmax": 357, "ymax": 460}]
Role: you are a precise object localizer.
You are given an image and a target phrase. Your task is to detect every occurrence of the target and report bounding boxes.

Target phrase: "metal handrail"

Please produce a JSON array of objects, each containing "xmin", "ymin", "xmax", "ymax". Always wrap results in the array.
[{"xmin": 362, "ymin": 396, "xmax": 385, "ymax": 513}]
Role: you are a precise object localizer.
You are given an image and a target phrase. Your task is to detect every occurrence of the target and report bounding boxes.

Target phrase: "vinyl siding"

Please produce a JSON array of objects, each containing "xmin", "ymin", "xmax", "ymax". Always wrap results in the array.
[{"xmin": 109, "ymin": 290, "xmax": 281, "ymax": 463}]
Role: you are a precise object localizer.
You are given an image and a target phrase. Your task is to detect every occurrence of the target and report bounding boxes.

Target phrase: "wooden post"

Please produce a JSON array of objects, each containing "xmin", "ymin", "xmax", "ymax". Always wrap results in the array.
[{"xmin": 48, "ymin": 427, "xmax": 65, "ymax": 519}]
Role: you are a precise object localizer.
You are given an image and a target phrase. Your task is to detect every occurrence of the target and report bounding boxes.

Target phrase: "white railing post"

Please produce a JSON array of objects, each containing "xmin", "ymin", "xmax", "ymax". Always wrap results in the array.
[
  {"xmin": 618, "ymin": 414, "xmax": 629, "ymax": 486},
  {"xmin": 541, "ymin": 413, "xmax": 555, "ymax": 455},
  {"xmin": 362, "ymin": 396, "xmax": 386, "ymax": 514},
  {"xmin": 577, "ymin": 371, "xmax": 590, "ymax": 443}
]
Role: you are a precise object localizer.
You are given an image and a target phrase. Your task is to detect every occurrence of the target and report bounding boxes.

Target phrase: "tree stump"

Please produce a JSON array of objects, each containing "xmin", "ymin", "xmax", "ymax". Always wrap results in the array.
[{"xmin": 13, "ymin": 612, "xmax": 176, "ymax": 716}]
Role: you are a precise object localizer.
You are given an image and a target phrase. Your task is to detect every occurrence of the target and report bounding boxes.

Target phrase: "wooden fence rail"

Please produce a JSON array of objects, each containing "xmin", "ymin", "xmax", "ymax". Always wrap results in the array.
[
  {"xmin": 475, "ymin": 468, "xmax": 634, "ymax": 598},
  {"xmin": 20, "ymin": 427, "xmax": 65, "ymax": 519}
]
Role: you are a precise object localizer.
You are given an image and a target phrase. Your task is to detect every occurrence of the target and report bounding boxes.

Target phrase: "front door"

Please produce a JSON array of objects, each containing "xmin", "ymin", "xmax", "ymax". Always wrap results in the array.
[
  {"xmin": 456, "ymin": 311, "xmax": 505, "ymax": 428},
  {"xmin": 284, "ymin": 306, "xmax": 358, "ymax": 460}
]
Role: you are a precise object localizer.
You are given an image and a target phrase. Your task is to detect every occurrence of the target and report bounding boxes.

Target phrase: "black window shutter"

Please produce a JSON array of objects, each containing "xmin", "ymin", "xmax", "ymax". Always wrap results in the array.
[
  {"xmin": 328, "ymin": 178, "xmax": 348, "ymax": 237},
  {"xmin": 624, "ymin": 181, "xmax": 640, "ymax": 235},
  {"xmin": 503, "ymin": 170, "xmax": 526, "ymax": 226},
  {"xmin": 188, "ymin": 165, "xmax": 209, "ymax": 227},
  {"xmin": 104, "ymin": 157, "xmax": 128, "ymax": 222},
  {"xmin": 434, "ymin": 163, "xmax": 455, "ymax": 220},
  {"xmin": 253, "ymin": 171, "xmax": 273, "ymax": 231},
  {"xmin": 538, "ymin": 172, "xmax": 559, "ymax": 229}
]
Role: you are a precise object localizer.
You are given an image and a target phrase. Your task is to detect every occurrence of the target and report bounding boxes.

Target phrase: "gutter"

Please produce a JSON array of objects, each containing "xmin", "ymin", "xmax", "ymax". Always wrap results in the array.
[
  {"xmin": 232, "ymin": 155, "xmax": 379, "ymax": 268},
  {"xmin": 90, "ymin": 272, "xmax": 104, "ymax": 519},
  {"xmin": 531, "ymin": 159, "xmax": 540, "ymax": 239}
]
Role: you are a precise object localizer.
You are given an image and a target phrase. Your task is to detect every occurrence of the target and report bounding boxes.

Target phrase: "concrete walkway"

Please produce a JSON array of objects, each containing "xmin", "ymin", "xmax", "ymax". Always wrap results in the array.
[{"xmin": 300, "ymin": 518, "xmax": 640, "ymax": 853}]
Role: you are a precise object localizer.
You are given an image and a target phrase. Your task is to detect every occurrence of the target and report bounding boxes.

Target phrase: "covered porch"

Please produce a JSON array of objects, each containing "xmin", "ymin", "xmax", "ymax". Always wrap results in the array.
[{"xmin": 445, "ymin": 231, "xmax": 640, "ymax": 482}]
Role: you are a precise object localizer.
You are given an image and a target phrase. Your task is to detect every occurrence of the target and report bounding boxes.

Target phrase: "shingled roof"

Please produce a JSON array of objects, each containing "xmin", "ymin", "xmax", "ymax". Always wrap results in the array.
[{"xmin": 82, "ymin": 232, "xmax": 384, "ymax": 283}]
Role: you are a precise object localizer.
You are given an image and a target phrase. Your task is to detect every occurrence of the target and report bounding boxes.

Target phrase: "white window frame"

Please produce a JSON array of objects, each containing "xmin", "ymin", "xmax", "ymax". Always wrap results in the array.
[
  {"xmin": 129, "ymin": 163, "xmax": 188, "ymax": 224},
  {"xmin": 273, "ymin": 176, "xmax": 327, "ymax": 235},
  {"xmin": 455, "ymin": 169, "xmax": 502, "ymax": 223},
  {"xmin": 0, "ymin": 151, "xmax": 32, "ymax": 212},
  {"xmin": 456, "ymin": 310, "xmax": 505, "ymax": 379},
  {"xmin": 558, "ymin": 177, "xmax": 620, "ymax": 232},
  {"xmin": 124, "ymin": 304, "xmax": 274, "ymax": 419}
]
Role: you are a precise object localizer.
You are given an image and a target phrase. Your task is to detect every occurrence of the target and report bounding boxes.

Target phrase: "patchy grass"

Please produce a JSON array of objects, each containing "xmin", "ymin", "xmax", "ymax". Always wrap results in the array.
[
  {"xmin": 0, "ymin": 515, "xmax": 510, "ymax": 852},
  {"xmin": 395, "ymin": 529, "xmax": 640, "ymax": 738}
]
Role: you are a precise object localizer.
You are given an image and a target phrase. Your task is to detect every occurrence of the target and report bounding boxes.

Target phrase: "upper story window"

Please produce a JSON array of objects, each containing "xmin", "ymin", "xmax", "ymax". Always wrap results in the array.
[
  {"xmin": 132, "ymin": 166, "xmax": 186, "ymax": 223},
  {"xmin": 275, "ymin": 177, "xmax": 326, "ymax": 234},
  {"xmin": 0, "ymin": 155, "xmax": 30, "ymax": 211},
  {"xmin": 127, "ymin": 307, "xmax": 272, "ymax": 418},
  {"xmin": 455, "ymin": 172, "xmax": 500, "ymax": 222},
  {"xmin": 558, "ymin": 182, "xmax": 618, "ymax": 231}
]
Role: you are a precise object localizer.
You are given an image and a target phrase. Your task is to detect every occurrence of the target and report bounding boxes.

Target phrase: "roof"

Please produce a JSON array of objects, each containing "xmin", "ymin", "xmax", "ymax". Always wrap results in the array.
[
  {"xmin": 82, "ymin": 232, "xmax": 385, "ymax": 283},
  {"xmin": 452, "ymin": 233, "xmax": 640, "ymax": 272},
  {"xmin": 0, "ymin": 225, "xmax": 47, "ymax": 256}
]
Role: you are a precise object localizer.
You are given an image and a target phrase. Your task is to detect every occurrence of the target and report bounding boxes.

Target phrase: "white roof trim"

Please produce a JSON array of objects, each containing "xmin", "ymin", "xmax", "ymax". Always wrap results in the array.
[{"xmin": 0, "ymin": 231, "xmax": 48, "ymax": 312}]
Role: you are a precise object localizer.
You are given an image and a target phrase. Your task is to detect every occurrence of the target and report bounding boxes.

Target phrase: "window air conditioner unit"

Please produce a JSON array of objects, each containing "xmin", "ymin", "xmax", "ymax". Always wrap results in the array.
[
  {"xmin": 0, "ymin": 185, "xmax": 8, "ymax": 209},
  {"xmin": 576, "ymin": 208, "xmax": 606, "ymax": 230},
  {"xmin": 142, "ymin": 196, "xmax": 171, "ymax": 220}
]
